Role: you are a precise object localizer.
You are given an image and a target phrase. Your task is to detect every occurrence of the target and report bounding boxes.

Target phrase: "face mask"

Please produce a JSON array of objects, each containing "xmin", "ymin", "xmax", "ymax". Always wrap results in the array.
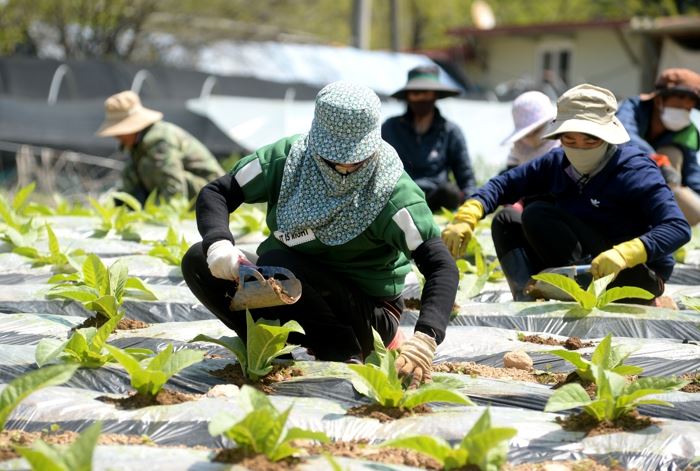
[
  {"xmin": 660, "ymin": 107, "xmax": 692, "ymax": 131},
  {"xmin": 408, "ymin": 100, "xmax": 435, "ymax": 118},
  {"xmin": 563, "ymin": 143, "xmax": 608, "ymax": 175}
]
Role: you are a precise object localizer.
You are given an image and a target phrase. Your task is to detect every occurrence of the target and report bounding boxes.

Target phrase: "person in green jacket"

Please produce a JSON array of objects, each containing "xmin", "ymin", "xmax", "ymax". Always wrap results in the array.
[
  {"xmin": 96, "ymin": 90, "xmax": 225, "ymax": 203},
  {"xmin": 181, "ymin": 81, "xmax": 459, "ymax": 387}
]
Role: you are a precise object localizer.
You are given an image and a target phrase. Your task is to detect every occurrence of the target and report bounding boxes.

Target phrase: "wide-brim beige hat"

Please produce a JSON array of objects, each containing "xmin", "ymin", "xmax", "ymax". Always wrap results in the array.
[
  {"xmin": 542, "ymin": 83, "xmax": 629, "ymax": 145},
  {"xmin": 96, "ymin": 90, "xmax": 163, "ymax": 137}
]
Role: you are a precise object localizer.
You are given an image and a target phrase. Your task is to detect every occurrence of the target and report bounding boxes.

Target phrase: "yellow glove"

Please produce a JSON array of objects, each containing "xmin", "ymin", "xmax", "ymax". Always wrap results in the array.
[
  {"xmin": 441, "ymin": 199, "xmax": 484, "ymax": 258},
  {"xmin": 591, "ymin": 238, "xmax": 647, "ymax": 279},
  {"xmin": 395, "ymin": 331, "xmax": 437, "ymax": 389}
]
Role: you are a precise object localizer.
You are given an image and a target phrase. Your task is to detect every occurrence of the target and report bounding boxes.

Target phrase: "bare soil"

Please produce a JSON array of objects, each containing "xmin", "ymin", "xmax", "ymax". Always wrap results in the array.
[
  {"xmin": 73, "ymin": 315, "xmax": 148, "ymax": 331},
  {"xmin": 209, "ymin": 363, "xmax": 303, "ymax": 394},
  {"xmin": 435, "ymin": 361, "xmax": 566, "ymax": 385},
  {"xmin": 212, "ymin": 448, "xmax": 300, "ymax": 469},
  {"xmin": 519, "ymin": 334, "xmax": 593, "ymax": 350},
  {"xmin": 504, "ymin": 459, "xmax": 626, "ymax": 470},
  {"xmin": 307, "ymin": 439, "xmax": 442, "ymax": 469},
  {"xmin": 555, "ymin": 410, "xmax": 655, "ymax": 437},
  {"xmin": 681, "ymin": 373, "xmax": 700, "ymax": 393},
  {"xmin": 97, "ymin": 388, "xmax": 199, "ymax": 409},
  {"xmin": 346, "ymin": 403, "xmax": 432, "ymax": 422}
]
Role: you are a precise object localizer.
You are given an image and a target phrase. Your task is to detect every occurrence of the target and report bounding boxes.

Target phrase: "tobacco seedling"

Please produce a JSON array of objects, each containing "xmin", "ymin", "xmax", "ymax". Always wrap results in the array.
[
  {"xmin": 208, "ymin": 385, "xmax": 329, "ymax": 462},
  {"xmin": 104, "ymin": 343, "xmax": 204, "ymax": 398},
  {"xmin": 47, "ymin": 254, "xmax": 156, "ymax": 322},
  {"xmin": 35, "ymin": 313, "xmax": 153, "ymax": 368},
  {"xmin": 13, "ymin": 224, "xmax": 85, "ymax": 273},
  {"xmin": 530, "ymin": 272, "xmax": 654, "ymax": 310},
  {"xmin": 546, "ymin": 334, "xmax": 641, "ymax": 383},
  {"xmin": 380, "ymin": 409, "xmax": 517, "ymax": 471},
  {"xmin": 230, "ymin": 205, "xmax": 269, "ymax": 236},
  {"xmin": 0, "ymin": 184, "xmax": 39, "ymax": 247},
  {"xmin": 457, "ymin": 238, "xmax": 503, "ymax": 299},
  {"xmin": 142, "ymin": 192, "xmax": 195, "ymax": 226},
  {"xmin": 348, "ymin": 331, "xmax": 474, "ymax": 410},
  {"xmin": 147, "ymin": 226, "xmax": 189, "ymax": 266},
  {"xmin": 190, "ymin": 311, "xmax": 304, "ymax": 381},
  {"xmin": 89, "ymin": 193, "xmax": 143, "ymax": 241},
  {"xmin": 0, "ymin": 364, "xmax": 78, "ymax": 430},
  {"xmin": 545, "ymin": 366, "xmax": 687, "ymax": 422},
  {"xmin": 15, "ymin": 421, "xmax": 101, "ymax": 471}
]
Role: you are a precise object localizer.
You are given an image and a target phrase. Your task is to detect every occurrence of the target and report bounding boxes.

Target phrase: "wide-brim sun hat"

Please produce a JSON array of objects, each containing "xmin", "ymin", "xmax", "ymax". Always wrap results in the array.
[
  {"xmin": 501, "ymin": 90, "xmax": 556, "ymax": 145},
  {"xmin": 640, "ymin": 67, "xmax": 700, "ymax": 110},
  {"xmin": 391, "ymin": 65, "xmax": 461, "ymax": 100},
  {"xmin": 96, "ymin": 90, "xmax": 163, "ymax": 137},
  {"xmin": 542, "ymin": 83, "xmax": 630, "ymax": 145},
  {"xmin": 308, "ymin": 81, "xmax": 382, "ymax": 164}
]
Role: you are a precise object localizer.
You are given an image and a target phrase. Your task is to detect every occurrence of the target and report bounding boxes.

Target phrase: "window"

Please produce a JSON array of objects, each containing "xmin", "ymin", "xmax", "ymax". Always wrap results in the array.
[{"xmin": 539, "ymin": 46, "xmax": 571, "ymax": 89}]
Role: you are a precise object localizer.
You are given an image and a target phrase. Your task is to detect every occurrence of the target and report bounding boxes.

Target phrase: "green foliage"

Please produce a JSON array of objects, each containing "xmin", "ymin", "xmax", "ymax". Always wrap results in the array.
[
  {"xmin": 13, "ymin": 224, "xmax": 85, "ymax": 273},
  {"xmin": 380, "ymin": 409, "xmax": 517, "ymax": 471},
  {"xmin": 47, "ymin": 254, "xmax": 156, "ymax": 320},
  {"xmin": 15, "ymin": 421, "xmax": 101, "ymax": 471},
  {"xmin": 230, "ymin": 205, "xmax": 269, "ymax": 236},
  {"xmin": 141, "ymin": 192, "xmax": 195, "ymax": 225},
  {"xmin": 545, "ymin": 367, "xmax": 687, "ymax": 422},
  {"xmin": 348, "ymin": 331, "xmax": 473, "ymax": 410},
  {"xmin": 457, "ymin": 238, "xmax": 503, "ymax": 299},
  {"xmin": 0, "ymin": 184, "xmax": 40, "ymax": 247},
  {"xmin": 147, "ymin": 226, "xmax": 190, "ymax": 266},
  {"xmin": 88, "ymin": 195, "xmax": 143, "ymax": 241},
  {"xmin": 35, "ymin": 313, "xmax": 152, "ymax": 368},
  {"xmin": 105, "ymin": 343, "xmax": 204, "ymax": 398},
  {"xmin": 546, "ymin": 334, "xmax": 642, "ymax": 383},
  {"xmin": 681, "ymin": 296, "xmax": 700, "ymax": 312},
  {"xmin": 208, "ymin": 385, "xmax": 329, "ymax": 462},
  {"xmin": 530, "ymin": 272, "xmax": 654, "ymax": 310},
  {"xmin": 190, "ymin": 311, "xmax": 303, "ymax": 381},
  {"xmin": 0, "ymin": 364, "xmax": 78, "ymax": 430}
]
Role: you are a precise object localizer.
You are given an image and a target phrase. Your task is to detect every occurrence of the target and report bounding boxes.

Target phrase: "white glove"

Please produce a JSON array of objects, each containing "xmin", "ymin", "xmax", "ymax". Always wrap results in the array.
[{"xmin": 206, "ymin": 240, "xmax": 250, "ymax": 281}]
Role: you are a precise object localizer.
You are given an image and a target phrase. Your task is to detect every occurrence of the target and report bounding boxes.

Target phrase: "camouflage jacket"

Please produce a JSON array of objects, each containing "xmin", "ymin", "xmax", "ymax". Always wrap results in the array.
[{"xmin": 121, "ymin": 121, "xmax": 225, "ymax": 202}]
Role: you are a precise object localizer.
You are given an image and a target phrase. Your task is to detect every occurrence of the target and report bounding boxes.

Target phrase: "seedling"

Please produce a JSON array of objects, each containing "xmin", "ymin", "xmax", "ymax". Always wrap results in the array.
[
  {"xmin": 105, "ymin": 343, "xmax": 204, "ymax": 398},
  {"xmin": 681, "ymin": 296, "xmax": 700, "ymax": 312},
  {"xmin": 147, "ymin": 226, "xmax": 189, "ymax": 266},
  {"xmin": 15, "ymin": 421, "xmax": 101, "ymax": 471},
  {"xmin": 88, "ymin": 193, "xmax": 143, "ymax": 241},
  {"xmin": 142, "ymin": 192, "xmax": 195, "ymax": 226},
  {"xmin": 13, "ymin": 224, "xmax": 85, "ymax": 273},
  {"xmin": 0, "ymin": 184, "xmax": 40, "ymax": 247},
  {"xmin": 209, "ymin": 385, "xmax": 329, "ymax": 461},
  {"xmin": 348, "ymin": 331, "xmax": 474, "ymax": 410},
  {"xmin": 546, "ymin": 334, "xmax": 641, "ymax": 383},
  {"xmin": 230, "ymin": 205, "xmax": 269, "ymax": 236},
  {"xmin": 379, "ymin": 409, "xmax": 517, "ymax": 471},
  {"xmin": 35, "ymin": 313, "xmax": 152, "ymax": 368},
  {"xmin": 47, "ymin": 254, "xmax": 156, "ymax": 322},
  {"xmin": 457, "ymin": 238, "xmax": 503, "ymax": 299},
  {"xmin": 0, "ymin": 364, "xmax": 78, "ymax": 430},
  {"xmin": 530, "ymin": 272, "xmax": 654, "ymax": 310},
  {"xmin": 190, "ymin": 311, "xmax": 303, "ymax": 381},
  {"xmin": 545, "ymin": 366, "xmax": 687, "ymax": 423}
]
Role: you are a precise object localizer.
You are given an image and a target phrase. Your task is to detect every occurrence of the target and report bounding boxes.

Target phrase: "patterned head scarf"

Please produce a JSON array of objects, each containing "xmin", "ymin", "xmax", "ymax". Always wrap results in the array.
[{"xmin": 276, "ymin": 81, "xmax": 403, "ymax": 246}]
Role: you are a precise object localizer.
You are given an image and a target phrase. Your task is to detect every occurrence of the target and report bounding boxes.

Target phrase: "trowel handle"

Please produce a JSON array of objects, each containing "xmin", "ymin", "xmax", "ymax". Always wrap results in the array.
[
  {"xmin": 574, "ymin": 264, "xmax": 592, "ymax": 275},
  {"xmin": 238, "ymin": 265, "xmax": 265, "ymax": 287}
]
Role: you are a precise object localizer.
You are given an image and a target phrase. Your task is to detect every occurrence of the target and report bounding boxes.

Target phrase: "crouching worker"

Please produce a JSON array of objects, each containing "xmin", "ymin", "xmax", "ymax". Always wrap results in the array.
[
  {"xmin": 182, "ymin": 81, "xmax": 458, "ymax": 386},
  {"xmin": 442, "ymin": 84, "xmax": 690, "ymax": 303}
]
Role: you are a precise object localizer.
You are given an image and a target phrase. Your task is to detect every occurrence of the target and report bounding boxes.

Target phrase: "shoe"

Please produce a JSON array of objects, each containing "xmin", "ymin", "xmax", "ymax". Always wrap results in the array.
[{"xmin": 500, "ymin": 248, "xmax": 536, "ymax": 301}]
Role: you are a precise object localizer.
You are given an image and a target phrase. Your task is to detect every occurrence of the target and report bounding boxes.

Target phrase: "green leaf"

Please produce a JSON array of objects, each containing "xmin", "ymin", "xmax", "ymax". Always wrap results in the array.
[
  {"xmin": 82, "ymin": 254, "xmax": 107, "ymax": 293},
  {"xmin": 531, "ymin": 273, "xmax": 595, "ymax": 309},
  {"xmin": 108, "ymin": 260, "xmax": 128, "ymax": 302},
  {"xmin": 597, "ymin": 286, "xmax": 655, "ymax": 307},
  {"xmin": 46, "ymin": 225, "xmax": 60, "ymax": 257},
  {"xmin": 47, "ymin": 273, "xmax": 80, "ymax": 284},
  {"xmin": 60, "ymin": 422, "xmax": 102, "ymax": 471},
  {"xmin": 587, "ymin": 273, "xmax": 615, "ymax": 299},
  {"xmin": 348, "ymin": 364, "xmax": 403, "ymax": 407},
  {"xmin": 245, "ymin": 313, "xmax": 304, "ymax": 381},
  {"xmin": 86, "ymin": 295, "xmax": 119, "ymax": 319},
  {"xmin": 546, "ymin": 349, "xmax": 590, "ymax": 373},
  {"xmin": 159, "ymin": 348, "xmax": 204, "ymax": 380},
  {"xmin": 402, "ymin": 385, "xmax": 474, "ymax": 410},
  {"xmin": 104, "ymin": 345, "xmax": 154, "ymax": 396},
  {"xmin": 47, "ymin": 286, "xmax": 99, "ymax": 303},
  {"xmin": 379, "ymin": 435, "xmax": 453, "ymax": 465},
  {"xmin": 364, "ymin": 328, "xmax": 388, "ymax": 367},
  {"xmin": 544, "ymin": 383, "xmax": 592, "ymax": 413},
  {"xmin": 15, "ymin": 442, "xmax": 67, "ymax": 471},
  {"xmin": 12, "ymin": 183, "xmax": 35, "ymax": 212},
  {"xmin": 463, "ymin": 427, "xmax": 517, "ymax": 471},
  {"xmin": 35, "ymin": 339, "xmax": 70, "ymax": 367},
  {"xmin": 112, "ymin": 192, "xmax": 143, "ymax": 212},
  {"xmin": 190, "ymin": 334, "xmax": 247, "ymax": 372},
  {"xmin": 610, "ymin": 365, "xmax": 644, "ymax": 376},
  {"xmin": 591, "ymin": 334, "xmax": 613, "ymax": 368},
  {"xmin": 0, "ymin": 364, "xmax": 79, "ymax": 429},
  {"xmin": 13, "ymin": 246, "xmax": 39, "ymax": 259},
  {"xmin": 124, "ymin": 277, "xmax": 157, "ymax": 300}
]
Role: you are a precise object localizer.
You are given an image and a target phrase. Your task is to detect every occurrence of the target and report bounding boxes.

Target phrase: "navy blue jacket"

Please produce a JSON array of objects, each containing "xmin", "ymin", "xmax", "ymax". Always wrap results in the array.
[
  {"xmin": 382, "ymin": 108, "xmax": 476, "ymax": 197},
  {"xmin": 616, "ymin": 96, "xmax": 700, "ymax": 194},
  {"xmin": 472, "ymin": 145, "xmax": 690, "ymax": 280}
]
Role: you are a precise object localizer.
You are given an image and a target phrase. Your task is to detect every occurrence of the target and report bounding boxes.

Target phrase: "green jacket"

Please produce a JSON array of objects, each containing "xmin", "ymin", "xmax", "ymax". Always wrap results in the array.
[{"xmin": 122, "ymin": 121, "xmax": 225, "ymax": 201}]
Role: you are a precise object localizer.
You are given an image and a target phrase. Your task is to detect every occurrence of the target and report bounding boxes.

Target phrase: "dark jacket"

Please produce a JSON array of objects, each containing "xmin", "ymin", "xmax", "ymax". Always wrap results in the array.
[
  {"xmin": 471, "ymin": 145, "xmax": 691, "ymax": 280},
  {"xmin": 381, "ymin": 108, "xmax": 476, "ymax": 197},
  {"xmin": 616, "ymin": 96, "xmax": 700, "ymax": 194}
]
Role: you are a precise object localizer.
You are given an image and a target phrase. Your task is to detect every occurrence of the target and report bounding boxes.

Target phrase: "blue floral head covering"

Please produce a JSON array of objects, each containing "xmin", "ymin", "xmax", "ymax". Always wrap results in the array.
[{"xmin": 276, "ymin": 81, "xmax": 403, "ymax": 246}]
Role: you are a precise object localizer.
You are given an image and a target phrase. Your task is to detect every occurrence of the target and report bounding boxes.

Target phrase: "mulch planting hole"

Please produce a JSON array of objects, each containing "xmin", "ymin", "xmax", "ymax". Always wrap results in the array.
[
  {"xmin": 555, "ymin": 410, "xmax": 656, "ymax": 437},
  {"xmin": 519, "ymin": 334, "xmax": 593, "ymax": 350},
  {"xmin": 681, "ymin": 373, "xmax": 700, "ymax": 393},
  {"xmin": 72, "ymin": 315, "xmax": 148, "ymax": 331},
  {"xmin": 345, "ymin": 403, "xmax": 432, "ymax": 422},
  {"xmin": 435, "ymin": 361, "xmax": 566, "ymax": 385},
  {"xmin": 209, "ymin": 363, "xmax": 304, "ymax": 394},
  {"xmin": 97, "ymin": 388, "xmax": 198, "ymax": 409}
]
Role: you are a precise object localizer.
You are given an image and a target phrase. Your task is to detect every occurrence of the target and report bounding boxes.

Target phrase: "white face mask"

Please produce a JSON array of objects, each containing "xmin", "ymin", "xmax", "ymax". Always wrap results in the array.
[
  {"xmin": 563, "ymin": 143, "xmax": 608, "ymax": 175},
  {"xmin": 660, "ymin": 107, "xmax": 692, "ymax": 131}
]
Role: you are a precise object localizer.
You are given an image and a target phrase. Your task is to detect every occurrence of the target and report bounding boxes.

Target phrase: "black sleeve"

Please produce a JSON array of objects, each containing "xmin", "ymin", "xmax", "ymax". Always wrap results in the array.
[
  {"xmin": 195, "ymin": 173, "xmax": 245, "ymax": 254},
  {"xmin": 411, "ymin": 237, "xmax": 459, "ymax": 344}
]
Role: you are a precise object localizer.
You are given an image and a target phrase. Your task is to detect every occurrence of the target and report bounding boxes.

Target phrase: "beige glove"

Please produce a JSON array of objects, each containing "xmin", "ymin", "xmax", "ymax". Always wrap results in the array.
[
  {"xmin": 442, "ymin": 199, "xmax": 484, "ymax": 258},
  {"xmin": 395, "ymin": 331, "xmax": 437, "ymax": 389}
]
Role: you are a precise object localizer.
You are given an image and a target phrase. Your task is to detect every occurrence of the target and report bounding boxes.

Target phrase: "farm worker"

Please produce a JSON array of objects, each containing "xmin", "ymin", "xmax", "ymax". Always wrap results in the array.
[
  {"xmin": 96, "ymin": 90, "xmax": 225, "ymax": 204},
  {"xmin": 501, "ymin": 91, "xmax": 559, "ymax": 171},
  {"xmin": 182, "ymin": 81, "xmax": 458, "ymax": 386},
  {"xmin": 617, "ymin": 68, "xmax": 700, "ymax": 225},
  {"xmin": 442, "ymin": 84, "xmax": 691, "ymax": 302},
  {"xmin": 382, "ymin": 65, "xmax": 476, "ymax": 211}
]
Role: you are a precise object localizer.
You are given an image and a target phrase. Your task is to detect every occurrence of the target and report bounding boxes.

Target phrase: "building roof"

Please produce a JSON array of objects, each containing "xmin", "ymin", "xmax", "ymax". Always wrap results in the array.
[
  {"xmin": 630, "ymin": 15, "xmax": 700, "ymax": 36},
  {"xmin": 448, "ymin": 19, "xmax": 630, "ymax": 38}
]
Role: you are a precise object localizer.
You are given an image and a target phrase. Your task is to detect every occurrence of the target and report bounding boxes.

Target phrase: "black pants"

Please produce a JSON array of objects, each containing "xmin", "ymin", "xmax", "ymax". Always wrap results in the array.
[
  {"xmin": 422, "ymin": 181, "xmax": 462, "ymax": 212},
  {"xmin": 491, "ymin": 201, "xmax": 664, "ymax": 299},
  {"xmin": 181, "ymin": 243, "xmax": 401, "ymax": 361}
]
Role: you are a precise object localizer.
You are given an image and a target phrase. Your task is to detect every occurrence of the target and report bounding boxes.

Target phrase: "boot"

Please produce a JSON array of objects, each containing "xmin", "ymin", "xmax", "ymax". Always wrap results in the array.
[{"xmin": 499, "ymin": 248, "xmax": 536, "ymax": 301}]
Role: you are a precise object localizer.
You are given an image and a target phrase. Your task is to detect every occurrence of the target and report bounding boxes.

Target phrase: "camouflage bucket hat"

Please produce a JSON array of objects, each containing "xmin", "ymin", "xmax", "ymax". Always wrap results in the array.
[{"xmin": 308, "ymin": 81, "xmax": 382, "ymax": 164}]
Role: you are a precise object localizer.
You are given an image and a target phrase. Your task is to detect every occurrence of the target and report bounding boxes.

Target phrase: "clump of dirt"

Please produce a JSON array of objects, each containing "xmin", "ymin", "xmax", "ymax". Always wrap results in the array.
[
  {"xmin": 434, "ymin": 361, "xmax": 566, "ymax": 385},
  {"xmin": 519, "ymin": 334, "xmax": 593, "ymax": 350},
  {"xmin": 97, "ymin": 388, "xmax": 198, "ymax": 409},
  {"xmin": 72, "ymin": 315, "xmax": 148, "ymax": 331},
  {"xmin": 209, "ymin": 363, "xmax": 303, "ymax": 394},
  {"xmin": 116, "ymin": 318, "xmax": 149, "ymax": 330},
  {"xmin": 681, "ymin": 373, "xmax": 700, "ymax": 393},
  {"xmin": 556, "ymin": 409, "xmax": 655, "ymax": 437},
  {"xmin": 346, "ymin": 403, "xmax": 432, "ymax": 422},
  {"xmin": 503, "ymin": 458, "xmax": 625, "ymax": 470},
  {"xmin": 212, "ymin": 448, "xmax": 300, "ymax": 469},
  {"xmin": 307, "ymin": 440, "xmax": 442, "ymax": 470}
]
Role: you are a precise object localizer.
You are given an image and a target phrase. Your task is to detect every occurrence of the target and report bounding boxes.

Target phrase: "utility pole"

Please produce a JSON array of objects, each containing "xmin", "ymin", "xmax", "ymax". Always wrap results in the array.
[
  {"xmin": 390, "ymin": 0, "xmax": 399, "ymax": 51},
  {"xmin": 352, "ymin": 0, "xmax": 372, "ymax": 49}
]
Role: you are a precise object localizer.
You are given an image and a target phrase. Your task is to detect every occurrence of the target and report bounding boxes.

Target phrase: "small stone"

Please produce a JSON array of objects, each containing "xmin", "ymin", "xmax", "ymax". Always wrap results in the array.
[
  {"xmin": 503, "ymin": 350, "xmax": 533, "ymax": 371},
  {"xmin": 206, "ymin": 384, "xmax": 239, "ymax": 398}
]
